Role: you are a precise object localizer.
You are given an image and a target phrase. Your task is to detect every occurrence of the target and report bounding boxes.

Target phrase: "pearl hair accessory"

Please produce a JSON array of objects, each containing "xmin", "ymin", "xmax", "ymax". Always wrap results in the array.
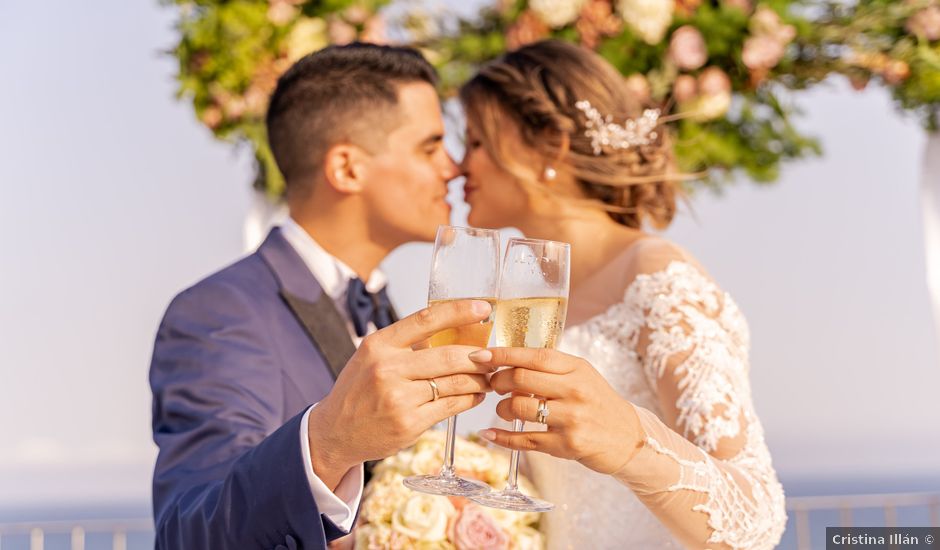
[{"xmin": 575, "ymin": 100, "xmax": 660, "ymax": 155}]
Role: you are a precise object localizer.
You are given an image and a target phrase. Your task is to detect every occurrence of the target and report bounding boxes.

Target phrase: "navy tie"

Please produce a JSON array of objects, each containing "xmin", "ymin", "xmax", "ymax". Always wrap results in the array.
[{"xmin": 346, "ymin": 278, "xmax": 394, "ymax": 337}]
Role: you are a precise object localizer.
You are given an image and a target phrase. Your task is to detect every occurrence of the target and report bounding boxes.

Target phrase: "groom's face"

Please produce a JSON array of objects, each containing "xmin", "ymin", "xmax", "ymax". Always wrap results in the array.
[{"xmin": 359, "ymin": 82, "xmax": 459, "ymax": 244}]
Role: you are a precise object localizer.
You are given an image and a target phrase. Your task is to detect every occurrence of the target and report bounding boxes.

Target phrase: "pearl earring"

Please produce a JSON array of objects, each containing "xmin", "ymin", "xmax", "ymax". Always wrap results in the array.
[{"xmin": 543, "ymin": 166, "xmax": 557, "ymax": 181}]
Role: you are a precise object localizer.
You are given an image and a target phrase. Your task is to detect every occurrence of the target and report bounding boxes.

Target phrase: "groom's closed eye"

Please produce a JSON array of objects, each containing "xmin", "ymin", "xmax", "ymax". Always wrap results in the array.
[{"xmin": 419, "ymin": 134, "xmax": 445, "ymax": 155}]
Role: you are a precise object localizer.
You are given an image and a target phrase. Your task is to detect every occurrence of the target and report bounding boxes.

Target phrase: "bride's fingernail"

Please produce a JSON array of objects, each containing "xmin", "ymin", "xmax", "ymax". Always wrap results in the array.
[
  {"xmin": 478, "ymin": 430, "xmax": 496, "ymax": 441},
  {"xmin": 468, "ymin": 349, "xmax": 493, "ymax": 362}
]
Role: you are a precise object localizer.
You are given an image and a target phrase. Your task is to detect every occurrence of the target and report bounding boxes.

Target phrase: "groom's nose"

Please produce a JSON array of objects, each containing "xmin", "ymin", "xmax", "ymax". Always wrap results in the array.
[{"xmin": 441, "ymin": 152, "xmax": 461, "ymax": 181}]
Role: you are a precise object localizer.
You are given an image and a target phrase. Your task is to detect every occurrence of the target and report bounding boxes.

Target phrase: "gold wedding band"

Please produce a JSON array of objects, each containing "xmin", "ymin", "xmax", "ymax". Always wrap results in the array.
[
  {"xmin": 536, "ymin": 399, "xmax": 550, "ymax": 424},
  {"xmin": 427, "ymin": 378, "xmax": 440, "ymax": 402}
]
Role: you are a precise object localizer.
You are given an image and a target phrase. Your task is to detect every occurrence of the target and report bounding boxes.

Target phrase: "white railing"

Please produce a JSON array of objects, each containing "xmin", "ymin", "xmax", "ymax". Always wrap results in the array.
[
  {"xmin": 0, "ymin": 518, "xmax": 153, "ymax": 550},
  {"xmin": 787, "ymin": 492, "xmax": 940, "ymax": 550},
  {"xmin": 2, "ymin": 493, "xmax": 938, "ymax": 549}
]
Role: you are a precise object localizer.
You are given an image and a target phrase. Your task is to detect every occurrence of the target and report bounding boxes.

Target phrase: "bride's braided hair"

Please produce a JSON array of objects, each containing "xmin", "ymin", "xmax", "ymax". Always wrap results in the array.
[{"xmin": 459, "ymin": 40, "xmax": 678, "ymax": 229}]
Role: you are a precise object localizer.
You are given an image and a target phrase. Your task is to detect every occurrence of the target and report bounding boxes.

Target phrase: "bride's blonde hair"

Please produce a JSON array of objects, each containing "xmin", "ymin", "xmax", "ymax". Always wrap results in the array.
[{"xmin": 459, "ymin": 40, "xmax": 680, "ymax": 230}]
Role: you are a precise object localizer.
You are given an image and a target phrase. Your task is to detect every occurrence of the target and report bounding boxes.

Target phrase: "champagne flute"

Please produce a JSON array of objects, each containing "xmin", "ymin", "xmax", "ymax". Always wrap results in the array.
[
  {"xmin": 403, "ymin": 225, "xmax": 500, "ymax": 497},
  {"xmin": 471, "ymin": 237, "xmax": 570, "ymax": 512}
]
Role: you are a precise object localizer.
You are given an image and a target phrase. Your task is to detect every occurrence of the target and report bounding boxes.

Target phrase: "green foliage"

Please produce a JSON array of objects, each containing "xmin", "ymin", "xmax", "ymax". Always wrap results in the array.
[{"xmin": 163, "ymin": 0, "xmax": 940, "ymax": 195}]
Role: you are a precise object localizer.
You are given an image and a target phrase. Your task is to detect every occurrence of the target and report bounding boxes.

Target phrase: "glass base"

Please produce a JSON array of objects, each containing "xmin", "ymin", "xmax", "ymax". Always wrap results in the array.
[
  {"xmin": 470, "ymin": 489, "xmax": 554, "ymax": 512},
  {"xmin": 403, "ymin": 474, "xmax": 492, "ymax": 497}
]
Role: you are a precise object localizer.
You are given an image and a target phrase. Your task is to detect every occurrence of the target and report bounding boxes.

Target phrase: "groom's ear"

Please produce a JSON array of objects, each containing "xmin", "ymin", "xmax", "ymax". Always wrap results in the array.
[{"xmin": 322, "ymin": 144, "xmax": 369, "ymax": 194}]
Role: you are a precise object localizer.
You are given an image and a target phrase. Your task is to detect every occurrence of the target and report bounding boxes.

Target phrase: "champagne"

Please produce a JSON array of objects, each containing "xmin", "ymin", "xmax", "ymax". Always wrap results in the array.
[
  {"xmin": 427, "ymin": 298, "xmax": 497, "ymax": 348},
  {"xmin": 494, "ymin": 297, "xmax": 568, "ymax": 349}
]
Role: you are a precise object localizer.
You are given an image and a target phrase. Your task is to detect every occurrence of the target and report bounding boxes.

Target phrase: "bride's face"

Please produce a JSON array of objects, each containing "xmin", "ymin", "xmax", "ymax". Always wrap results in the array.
[{"xmin": 460, "ymin": 117, "xmax": 539, "ymax": 230}]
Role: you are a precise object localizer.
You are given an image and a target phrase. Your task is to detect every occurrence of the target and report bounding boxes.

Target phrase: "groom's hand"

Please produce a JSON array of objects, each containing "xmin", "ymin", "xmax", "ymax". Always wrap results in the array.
[{"xmin": 307, "ymin": 299, "xmax": 495, "ymax": 489}]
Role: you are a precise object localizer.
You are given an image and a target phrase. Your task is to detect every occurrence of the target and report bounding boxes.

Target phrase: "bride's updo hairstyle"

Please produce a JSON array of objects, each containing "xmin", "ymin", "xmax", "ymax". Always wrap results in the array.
[{"xmin": 460, "ymin": 40, "xmax": 679, "ymax": 229}]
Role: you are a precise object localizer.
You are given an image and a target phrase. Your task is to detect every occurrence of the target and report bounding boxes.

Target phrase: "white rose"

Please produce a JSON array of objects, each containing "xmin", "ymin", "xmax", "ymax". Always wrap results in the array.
[
  {"xmin": 485, "ymin": 450, "xmax": 511, "ymax": 486},
  {"xmin": 391, "ymin": 494, "xmax": 455, "ymax": 542},
  {"xmin": 453, "ymin": 438, "xmax": 493, "ymax": 474},
  {"xmin": 355, "ymin": 523, "xmax": 394, "ymax": 550},
  {"xmin": 530, "ymin": 0, "xmax": 587, "ymax": 28},
  {"xmin": 409, "ymin": 446, "xmax": 445, "ymax": 476},
  {"xmin": 510, "ymin": 526, "xmax": 546, "ymax": 550},
  {"xmin": 373, "ymin": 448, "xmax": 415, "ymax": 477},
  {"xmin": 618, "ymin": 0, "xmax": 675, "ymax": 44},
  {"xmin": 687, "ymin": 90, "xmax": 732, "ymax": 121},
  {"xmin": 362, "ymin": 472, "xmax": 412, "ymax": 524}
]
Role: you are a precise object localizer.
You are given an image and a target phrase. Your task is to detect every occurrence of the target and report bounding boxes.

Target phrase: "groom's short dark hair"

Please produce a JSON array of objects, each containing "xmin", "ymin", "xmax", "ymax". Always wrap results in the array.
[{"xmin": 266, "ymin": 42, "xmax": 438, "ymax": 199}]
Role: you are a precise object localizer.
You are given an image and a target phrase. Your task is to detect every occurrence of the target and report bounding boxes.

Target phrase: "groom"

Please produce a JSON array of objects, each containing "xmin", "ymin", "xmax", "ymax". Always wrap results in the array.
[{"xmin": 150, "ymin": 43, "xmax": 493, "ymax": 549}]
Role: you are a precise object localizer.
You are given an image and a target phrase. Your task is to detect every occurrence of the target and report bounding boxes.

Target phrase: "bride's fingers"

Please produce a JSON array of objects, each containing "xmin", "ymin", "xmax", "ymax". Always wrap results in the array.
[
  {"xmin": 468, "ymin": 347, "xmax": 578, "ymax": 375},
  {"xmin": 478, "ymin": 428, "xmax": 560, "ymax": 454},
  {"xmin": 490, "ymin": 367, "xmax": 566, "ymax": 398},
  {"xmin": 495, "ymin": 394, "xmax": 565, "ymax": 426}
]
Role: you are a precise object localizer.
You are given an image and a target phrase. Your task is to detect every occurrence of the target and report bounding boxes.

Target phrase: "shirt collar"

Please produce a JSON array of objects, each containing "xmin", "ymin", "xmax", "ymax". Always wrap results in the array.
[{"xmin": 279, "ymin": 218, "xmax": 387, "ymax": 301}]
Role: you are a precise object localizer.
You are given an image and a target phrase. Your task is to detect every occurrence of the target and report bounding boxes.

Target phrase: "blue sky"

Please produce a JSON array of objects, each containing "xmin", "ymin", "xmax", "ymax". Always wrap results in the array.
[{"xmin": 1, "ymin": 0, "xmax": 938, "ymax": 507}]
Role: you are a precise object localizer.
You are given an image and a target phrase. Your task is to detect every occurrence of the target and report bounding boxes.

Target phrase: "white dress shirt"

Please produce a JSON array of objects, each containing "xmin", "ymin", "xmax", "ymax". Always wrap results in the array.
[{"xmin": 280, "ymin": 217, "xmax": 389, "ymax": 532}]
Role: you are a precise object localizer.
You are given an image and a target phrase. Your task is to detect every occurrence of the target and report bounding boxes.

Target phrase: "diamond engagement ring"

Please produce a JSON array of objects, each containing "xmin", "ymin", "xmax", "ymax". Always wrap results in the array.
[{"xmin": 536, "ymin": 399, "xmax": 550, "ymax": 424}]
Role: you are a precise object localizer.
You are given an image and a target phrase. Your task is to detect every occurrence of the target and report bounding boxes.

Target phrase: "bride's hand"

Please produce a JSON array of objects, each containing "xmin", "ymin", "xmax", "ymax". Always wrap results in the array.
[{"xmin": 469, "ymin": 348, "xmax": 645, "ymax": 475}]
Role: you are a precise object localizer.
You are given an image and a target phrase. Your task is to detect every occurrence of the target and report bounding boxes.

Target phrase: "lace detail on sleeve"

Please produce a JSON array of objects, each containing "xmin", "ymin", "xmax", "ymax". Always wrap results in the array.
[
  {"xmin": 615, "ymin": 261, "xmax": 786, "ymax": 550},
  {"xmin": 626, "ymin": 262, "xmax": 750, "ymax": 452}
]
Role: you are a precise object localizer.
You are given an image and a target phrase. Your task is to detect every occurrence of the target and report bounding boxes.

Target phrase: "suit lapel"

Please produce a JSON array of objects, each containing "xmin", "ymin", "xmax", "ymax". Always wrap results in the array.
[
  {"xmin": 280, "ymin": 289, "xmax": 356, "ymax": 380},
  {"xmin": 258, "ymin": 228, "xmax": 357, "ymax": 380}
]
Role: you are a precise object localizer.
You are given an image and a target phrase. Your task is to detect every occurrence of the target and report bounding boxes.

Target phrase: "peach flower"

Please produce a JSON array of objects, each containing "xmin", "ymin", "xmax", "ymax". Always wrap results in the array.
[{"xmin": 672, "ymin": 74, "xmax": 698, "ymax": 103}]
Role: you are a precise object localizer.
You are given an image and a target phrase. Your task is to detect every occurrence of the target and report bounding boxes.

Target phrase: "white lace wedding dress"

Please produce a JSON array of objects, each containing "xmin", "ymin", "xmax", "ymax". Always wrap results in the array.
[{"xmin": 527, "ymin": 258, "xmax": 787, "ymax": 549}]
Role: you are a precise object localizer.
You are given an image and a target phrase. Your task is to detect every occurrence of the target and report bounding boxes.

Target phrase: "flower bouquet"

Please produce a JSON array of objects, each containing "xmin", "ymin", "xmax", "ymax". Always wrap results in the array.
[{"xmin": 354, "ymin": 430, "xmax": 545, "ymax": 550}]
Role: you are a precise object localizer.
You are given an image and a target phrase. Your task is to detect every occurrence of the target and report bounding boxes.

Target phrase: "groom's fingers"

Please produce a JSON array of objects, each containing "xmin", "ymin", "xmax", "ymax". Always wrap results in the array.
[
  {"xmin": 406, "ymin": 374, "xmax": 491, "ymax": 406},
  {"xmin": 376, "ymin": 299, "xmax": 493, "ymax": 348},
  {"xmin": 419, "ymin": 392, "xmax": 487, "ymax": 424},
  {"xmin": 468, "ymin": 347, "xmax": 577, "ymax": 375}
]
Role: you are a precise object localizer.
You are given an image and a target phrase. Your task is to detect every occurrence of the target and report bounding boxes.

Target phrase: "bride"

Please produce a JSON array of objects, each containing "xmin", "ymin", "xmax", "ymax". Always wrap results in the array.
[{"xmin": 459, "ymin": 40, "xmax": 787, "ymax": 549}]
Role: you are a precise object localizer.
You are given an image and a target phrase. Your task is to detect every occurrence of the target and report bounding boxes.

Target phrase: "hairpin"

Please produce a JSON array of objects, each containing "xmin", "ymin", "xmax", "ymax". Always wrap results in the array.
[{"xmin": 574, "ymin": 100, "xmax": 660, "ymax": 155}]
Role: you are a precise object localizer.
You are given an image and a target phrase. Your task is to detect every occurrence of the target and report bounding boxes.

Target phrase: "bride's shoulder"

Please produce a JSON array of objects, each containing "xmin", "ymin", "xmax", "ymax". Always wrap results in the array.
[{"xmin": 621, "ymin": 236, "xmax": 710, "ymax": 284}]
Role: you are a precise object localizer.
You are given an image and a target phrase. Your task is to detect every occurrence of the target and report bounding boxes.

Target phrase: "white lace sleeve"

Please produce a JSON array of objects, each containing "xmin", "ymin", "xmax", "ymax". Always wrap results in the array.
[{"xmin": 612, "ymin": 261, "xmax": 787, "ymax": 550}]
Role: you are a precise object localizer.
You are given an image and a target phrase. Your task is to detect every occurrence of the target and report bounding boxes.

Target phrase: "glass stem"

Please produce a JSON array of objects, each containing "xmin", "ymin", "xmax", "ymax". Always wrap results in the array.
[
  {"xmin": 505, "ymin": 418, "xmax": 524, "ymax": 491},
  {"xmin": 440, "ymin": 415, "xmax": 458, "ymax": 477}
]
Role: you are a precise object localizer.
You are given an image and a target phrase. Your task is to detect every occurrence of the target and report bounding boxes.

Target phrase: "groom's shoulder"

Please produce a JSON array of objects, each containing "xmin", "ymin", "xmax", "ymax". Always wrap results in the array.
[{"xmin": 166, "ymin": 251, "xmax": 276, "ymax": 315}]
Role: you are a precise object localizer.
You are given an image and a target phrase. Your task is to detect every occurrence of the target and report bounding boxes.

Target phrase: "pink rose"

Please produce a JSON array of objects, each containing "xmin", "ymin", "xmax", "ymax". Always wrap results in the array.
[
  {"xmin": 906, "ymin": 6, "xmax": 940, "ymax": 41},
  {"xmin": 449, "ymin": 504, "xmax": 509, "ymax": 550},
  {"xmin": 698, "ymin": 66, "xmax": 731, "ymax": 96},
  {"xmin": 742, "ymin": 35, "xmax": 786, "ymax": 70},
  {"xmin": 669, "ymin": 25, "xmax": 708, "ymax": 70},
  {"xmin": 672, "ymin": 74, "xmax": 698, "ymax": 103}
]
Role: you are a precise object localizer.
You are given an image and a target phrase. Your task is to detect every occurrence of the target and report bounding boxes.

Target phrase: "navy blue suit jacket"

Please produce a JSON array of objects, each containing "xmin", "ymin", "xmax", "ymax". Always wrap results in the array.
[{"xmin": 150, "ymin": 228, "xmax": 364, "ymax": 549}]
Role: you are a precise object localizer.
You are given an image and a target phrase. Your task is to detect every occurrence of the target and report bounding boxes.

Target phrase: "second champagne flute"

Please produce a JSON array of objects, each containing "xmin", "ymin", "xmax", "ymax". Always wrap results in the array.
[
  {"xmin": 402, "ymin": 225, "xmax": 500, "ymax": 497},
  {"xmin": 471, "ymin": 237, "xmax": 570, "ymax": 512}
]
